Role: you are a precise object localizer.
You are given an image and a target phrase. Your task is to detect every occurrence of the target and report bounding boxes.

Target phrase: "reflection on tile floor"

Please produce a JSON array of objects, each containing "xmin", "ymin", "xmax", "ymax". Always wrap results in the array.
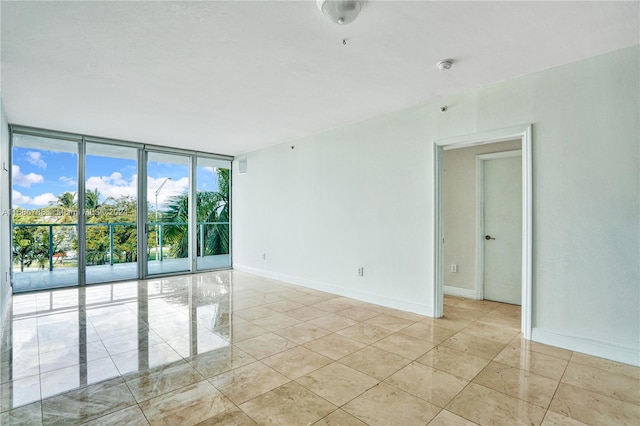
[{"xmin": 1, "ymin": 270, "xmax": 639, "ymax": 425}]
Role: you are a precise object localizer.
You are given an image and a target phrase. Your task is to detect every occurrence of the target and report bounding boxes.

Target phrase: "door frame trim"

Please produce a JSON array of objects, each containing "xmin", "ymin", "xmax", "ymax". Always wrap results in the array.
[
  {"xmin": 475, "ymin": 149, "xmax": 522, "ymax": 302},
  {"xmin": 433, "ymin": 124, "xmax": 532, "ymax": 339}
]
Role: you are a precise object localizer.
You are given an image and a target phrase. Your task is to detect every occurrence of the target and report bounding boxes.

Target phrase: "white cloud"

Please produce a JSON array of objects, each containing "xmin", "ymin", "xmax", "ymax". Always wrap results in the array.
[
  {"xmin": 12, "ymin": 165, "xmax": 44, "ymax": 187},
  {"xmin": 31, "ymin": 193, "xmax": 58, "ymax": 206},
  {"xmin": 12, "ymin": 190, "xmax": 57, "ymax": 207},
  {"xmin": 83, "ymin": 173, "xmax": 188, "ymax": 207},
  {"xmin": 26, "ymin": 151, "xmax": 47, "ymax": 169},
  {"xmin": 86, "ymin": 172, "xmax": 136, "ymax": 200},
  {"xmin": 12, "ymin": 190, "xmax": 31, "ymax": 206},
  {"xmin": 59, "ymin": 176, "xmax": 77, "ymax": 186},
  {"xmin": 148, "ymin": 176, "xmax": 189, "ymax": 207}
]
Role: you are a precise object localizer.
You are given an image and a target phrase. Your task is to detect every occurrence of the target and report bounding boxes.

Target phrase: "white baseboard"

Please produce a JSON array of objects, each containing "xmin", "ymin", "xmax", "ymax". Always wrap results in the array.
[
  {"xmin": 443, "ymin": 285, "xmax": 478, "ymax": 299},
  {"xmin": 233, "ymin": 264, "xmax": 434, "ymax": 316},
  {"xmin": 531, "ymin": 328, "xmax": 639, "ymax": 367}
]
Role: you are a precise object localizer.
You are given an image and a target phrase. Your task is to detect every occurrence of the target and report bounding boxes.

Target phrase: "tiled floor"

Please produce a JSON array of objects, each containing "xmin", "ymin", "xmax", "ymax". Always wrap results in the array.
[{"xmin": 1, "ymin": 271, "xmax": 638, "ymax": 425}]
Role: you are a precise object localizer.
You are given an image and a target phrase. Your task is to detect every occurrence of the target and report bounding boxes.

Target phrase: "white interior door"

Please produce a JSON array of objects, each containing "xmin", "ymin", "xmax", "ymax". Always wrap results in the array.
[{"xmin": 482, "ymin": 152, "xmax": 522, "ymax": 305}]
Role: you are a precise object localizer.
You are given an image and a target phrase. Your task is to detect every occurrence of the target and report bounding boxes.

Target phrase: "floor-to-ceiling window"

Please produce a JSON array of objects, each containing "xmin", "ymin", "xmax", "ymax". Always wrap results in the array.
[
  {"xmin": 11, "ymin": 132, "xmax": 80, "ymax": 291},
  {"xmin": 9, "ymin": 126, "xmax": 232, "ymax": 292},
  {"xmin": 85, "ymin": 142, "xmax": 139, "ymax": 284},
  {"xmin": 196, "ymin": 156, "xmax": 231, "ymax": 271}
]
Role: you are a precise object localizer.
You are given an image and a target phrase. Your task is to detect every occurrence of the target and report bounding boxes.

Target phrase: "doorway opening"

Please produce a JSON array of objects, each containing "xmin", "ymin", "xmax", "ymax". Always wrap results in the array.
[{"xmin": 433, "ymin": 125, "xmax": 532, "ymax": 339}]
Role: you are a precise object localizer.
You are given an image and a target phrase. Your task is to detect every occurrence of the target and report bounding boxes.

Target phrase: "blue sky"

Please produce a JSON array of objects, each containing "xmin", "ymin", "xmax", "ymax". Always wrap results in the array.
[{"xmin": 12, "ymin": 147, "xmax": 221, "ymax": 209}]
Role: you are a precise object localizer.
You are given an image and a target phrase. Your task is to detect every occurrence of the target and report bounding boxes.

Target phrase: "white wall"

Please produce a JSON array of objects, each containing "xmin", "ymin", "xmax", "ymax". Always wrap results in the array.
[
  {"xmin": 0, "ymin": 98, "xmax": 11, "ymax": 331},
  {"xmin": 443, "ymin": 140, "xmax": 521, "ymax": 296},
  {"xmin": 233, "ymin": 45, "xmax": 640, "ymax": 365}
]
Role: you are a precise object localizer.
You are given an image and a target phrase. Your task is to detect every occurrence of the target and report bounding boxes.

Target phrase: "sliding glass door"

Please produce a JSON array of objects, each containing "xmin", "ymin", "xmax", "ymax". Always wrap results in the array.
[
  {"xmin": 85, "ymin": 143, "xmax": 138, "ymax": 284},
  {"xmin": 146, "ymin": 152, "xmax": 190, "ymax": 276}
]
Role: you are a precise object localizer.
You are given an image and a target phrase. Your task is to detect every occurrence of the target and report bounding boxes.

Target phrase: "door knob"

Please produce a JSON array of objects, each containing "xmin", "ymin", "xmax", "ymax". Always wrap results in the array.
[{"xmin": 485, "ymin": 235, "xmax": 495, "ymax": 240}]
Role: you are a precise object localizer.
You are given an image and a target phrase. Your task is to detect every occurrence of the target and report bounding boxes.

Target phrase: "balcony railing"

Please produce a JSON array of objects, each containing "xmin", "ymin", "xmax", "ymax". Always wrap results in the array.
[{"xmin": 12, "ymin": 221, "xmax": 229, "ymax": 272}]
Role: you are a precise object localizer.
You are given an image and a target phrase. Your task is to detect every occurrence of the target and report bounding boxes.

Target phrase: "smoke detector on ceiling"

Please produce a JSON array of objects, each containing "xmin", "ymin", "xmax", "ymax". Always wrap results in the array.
[{"xmin": 437, "ymin": 59, "xmax": 454, "ymax": 71}]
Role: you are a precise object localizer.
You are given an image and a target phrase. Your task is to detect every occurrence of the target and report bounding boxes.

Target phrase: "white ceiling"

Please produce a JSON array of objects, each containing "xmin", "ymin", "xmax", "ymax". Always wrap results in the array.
[{"xmin": 1, "ymin": 1, "xmax": 638, "ymax": 156}]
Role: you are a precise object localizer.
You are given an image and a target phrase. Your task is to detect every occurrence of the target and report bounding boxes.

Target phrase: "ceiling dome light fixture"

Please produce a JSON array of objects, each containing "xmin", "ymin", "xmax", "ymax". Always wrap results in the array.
[{"xmin": 317, "ymin": 0, "xmax": 364, "ymax": 25}]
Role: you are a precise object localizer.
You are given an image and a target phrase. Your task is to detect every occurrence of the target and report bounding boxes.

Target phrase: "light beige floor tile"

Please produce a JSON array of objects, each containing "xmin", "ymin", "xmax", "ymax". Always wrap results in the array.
[
  {"xmin": 210, "ymin": 361, "xmax": 289, "ymax": 404},
  {"xmin": 307, "ymin": 313, "xmax": 357, "ymax": 332},
  {"xmin": 541, "ymin": 410, "xmax": 587, "ymax": 426},
  {"xmin": 399, "ymin": 323, "xmax": 455, "ymax": 344},
  {"xmin": 188, "ymin": 346, "xmax": 256, "ymax": 378},
  {"xmin": 428, "ymin": 409, "xmax": 478, "ymax": 426},
  {"xmin": 364, "ymin": 314, "xmax": 415, "ymax": 332},
  {"xmin": 304, "ymin": 333, "xmax": 366, "ymax": 360},
  {"xmin": 460, "ymin": 321, "xmax": 520, "ymax": 344},
  {"xmin": 233, "ymin": 306, "xmax": 276, "ymax": 321},
  {"xmin": 570, "ymin": 352, "xmax": 640, "ymax": 379},
  {"xmin": 493, "ymin": 302, "xmax": 522, "ymax": 317},
  {"xmin": 239, "ymin": 381, "xmax": 336, "ymax": 425},
  {"xmin": 41, "ymin": 377, "xmax": 136, "ymax": 425},
  {"xmin": 195, "ymin": 407, "xmax": 256, "ymax": 425},
  {"xmin": 343, "ymin": 382, "xmax": 440, "ymax": 426},
  {"xmin": 274, "ymin": 322, "xmax": 331, "ymax": 345},
  {"xmin": 475, "ymin": 312, "xmax": 521, "ymax": 330},
  {"xmin": 416, "ymin": 345, "xmax": 489, "ymax": 380},
  {"xmin": 284, "ymin": 306, "xmax": 330, "ymax": 322},
  {"xmin": 262, "ymin": 346, "xmax": 332, "ymax": 379},
  {"xmin": 292, "ymin": 294, "xmax": 337, "ymax": 306},
  {"xmin": 235, "ymin": 333, "xmax": 297, "ymax": 359},
  {"xmin": 443, "ymin": 295, "xmax": 464, "ymax": 306},
  {"xmin": 0, "ymin": 401, "xmax": 42, "ymax": 426},
  {"xmin": 510, "ymin": 337, "xmax": 573, "ymax": 361},
  {"xmin": 373, "ymin": 333, "xmax": 436, "ymax": 360},
  {"xmin": 228, "ymin": 322, "xmax": 270, "ymax": 342},
  {"xmin": 336, "ymin": 323, "xmax": 392, "ymax": 345},
  {"xmin": 82, "ymin": 405, "xmax": 150, "ymax": 425},
  {"xmin": 336, "ymin": 306, "xmax": 382, "ymax": 322},
  {"xmin": 262, "ymin": 299, "xmax": 305, "ymax": 313},
  {"xmin": 1, "ymin": 374, "xmax": 41, "ymax": 410},
  {"xmin": 473, "ymin": 361, "xmax": 559, "ymax": 408},
  {"xmin": 139, "ymin": 380, "xmax": 235, "ymax": 426},
  {"xmin": 375, "ymin": 308, "xmax": 426, "ymax": 322},
  {"xmin": 549, "ymin": 382, "xmax": 640, "ymax": 425},
  {"xmin": 124, "ymin": 361, "xmax": 204, "ymax": 403},
  {"xmin": 251, "ymin": 313, "xmax": 301, "ymax": 331},
  {"xmin": 313, "ymin": 408, "xmax": 367, "ymax": 426},
  {"xmin": 386, "ymin": 362, "xmax": 468, "ymax": 407},
  {"xmin": 312, "ymin": 299, "xmax": 356, "ymax": 313},
  {"xmin": 561, "ymin": 361, "xmax": 640, "ymax": 404},
  {"xmin": 296, "ymin": 362, "xmax": 378, "ymax": 406},
  {"xmin": 40, "ymin": 358, "xmax": 121, "ymax": 399},
  {"xmin": 442, "ymin": 332, "xmax": 506, "ymax": 360},
  {"xmin": 444, "ymin": 307, "xmax": 488, "ymax": 321},
  {"xmin": 447, "ymin": 383, "xmax": 546, "ymax": 426},
  {"xmin": 339, "ymin": 346, "xmax": 411, "ymax": 380},
  {"xmin": 111, "ymin": 342, "xmax": 183, "ymax": 376},
  {"xmin": 495, "ymin": 344, "xmax": 569, "ymax": 380},
  {"xmin": 455, "ymin": 299, "xmax": 504, "ymax": 312}
]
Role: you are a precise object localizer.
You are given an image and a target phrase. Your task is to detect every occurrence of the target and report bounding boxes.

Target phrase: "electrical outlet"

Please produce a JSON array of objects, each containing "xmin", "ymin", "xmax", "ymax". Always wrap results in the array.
[
  {"xmin": 358, "ymin": 267, "xmax": 364, "ymax": 277},
  {"xmin": 262, "ymin": 253, "xmax": 266, "ymax": 260},
  {"xmin": 450, "ymin": 264, "xmax": 457, "ymax": 273}
]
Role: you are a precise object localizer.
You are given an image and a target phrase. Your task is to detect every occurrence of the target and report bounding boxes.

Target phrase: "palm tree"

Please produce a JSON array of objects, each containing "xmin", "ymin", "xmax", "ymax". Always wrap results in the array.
[
  {"xmin": 85, "ymin": 188, "xmax": 101, "ymax": 210},
  {"xmin": 12, "ymin": 226, "xmax": 35, "ymax": 272},
  {"xmin": 162, "ymin": 168, "xmax": 230, "ymax": 258}
]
